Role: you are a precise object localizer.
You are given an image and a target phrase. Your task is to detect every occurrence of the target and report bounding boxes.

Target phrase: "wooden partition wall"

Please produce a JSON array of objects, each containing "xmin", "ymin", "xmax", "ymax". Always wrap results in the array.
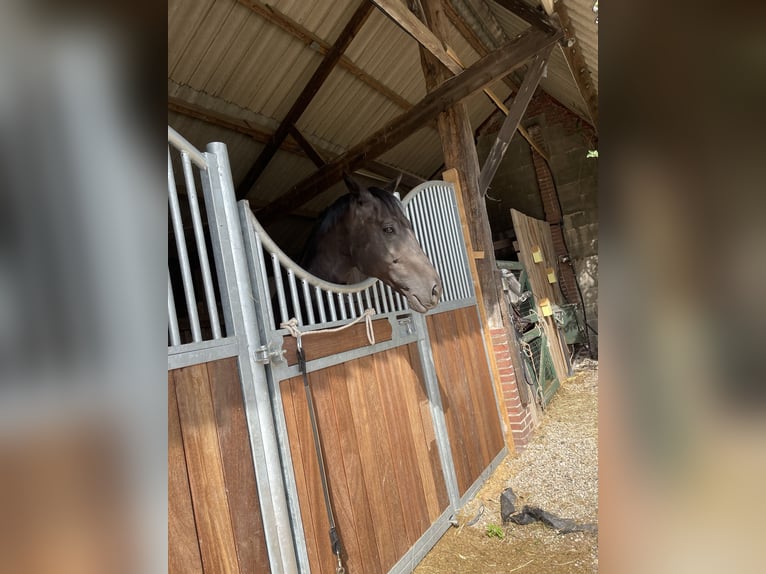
[{"xmin": 169, "ymin": 358, "xmax": 270, "ymax": 573}]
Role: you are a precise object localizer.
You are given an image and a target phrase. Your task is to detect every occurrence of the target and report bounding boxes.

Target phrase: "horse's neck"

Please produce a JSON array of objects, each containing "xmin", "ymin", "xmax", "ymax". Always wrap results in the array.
[{"xmin": 304, "ymin": 226, "xmax": 366, "ymax": 284}]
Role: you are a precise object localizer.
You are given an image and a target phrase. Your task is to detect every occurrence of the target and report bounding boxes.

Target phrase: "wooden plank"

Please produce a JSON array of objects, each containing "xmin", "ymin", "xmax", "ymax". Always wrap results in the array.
[
  {"xmin": 173, "ymin": 365, "xmax": 239, "ymax": 574},
  {"xmin": 344, "ymin": 355, "xmax": 400, "ymax": 569},
  {"xmin": 206, "ymin": 358, "xmax": 270, "ymax": 573},
  {"xmin": 327, "ymin": 365, "xmax": 383, "ymax": 573},
  {"xmin": 238, "ymin": 1, "xmax": 374, "ymax": 198},
  {"xmin": 444, "ymin": 168, "xmax": 515, "ymax": 453},
  {"xmin": 510, "ymin": 208, "xmax": 571, "ymax": 380},
  {"xmin": 478, "ymin": 47, "xmax": 553, "ymax": 195},
  {"xmin": 256, "ymin": 26, "xmax": 561, "ymax": 223},
  {"xmin": 426, "ymin": 312, "xmax": 473, "ymax": 493},
  {"xmin": 168, "ymin": 373, "xmax": 204, "ymax": 574},
  {"xmin": 373, "ymin": 347, "xmax": 432, "ymax": 545},
  {"xmin": 281, "ymin": 377, "xmax": 324, "ymax": 573},
  {"xmin": 290, "ymin": 372, "xmax": 336, "ymax": 574},
  {"xmin": 455, "ymin": 307, "xmax": 505, "ymax": 464},
  {"xmin": 289, "ymin": 126, "xmax": 327, "ymax": 168},
  {"xmin": 282, "ymin": 318, "xmax": 393, "ymax": 366},
  {"xmin": 309, "ymin": 364, "xmax": 366, "ymax": 574}
]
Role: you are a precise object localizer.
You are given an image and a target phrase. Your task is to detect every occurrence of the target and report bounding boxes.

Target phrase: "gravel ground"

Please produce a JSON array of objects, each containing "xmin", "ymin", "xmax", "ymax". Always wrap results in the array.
[{"xmin": 415, "ymin": 360, "xmax": 598, "ymax": 573}]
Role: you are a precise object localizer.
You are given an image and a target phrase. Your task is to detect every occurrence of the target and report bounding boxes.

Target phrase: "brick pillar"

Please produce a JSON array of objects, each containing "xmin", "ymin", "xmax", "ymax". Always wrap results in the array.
[
  {"xmin": 527, "ymin": 124, "xmax": 579, "ymax": 305},
  {"xmin": 490, "ymin": 326, "xmax": 535, "ymax": 450}
]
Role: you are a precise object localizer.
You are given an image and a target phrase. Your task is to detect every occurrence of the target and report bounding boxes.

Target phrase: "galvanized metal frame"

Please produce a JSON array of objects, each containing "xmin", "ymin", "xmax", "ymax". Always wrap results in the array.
[{"xmin": 168, "ymin": 125, "xmax": 508, "ymax": 573}]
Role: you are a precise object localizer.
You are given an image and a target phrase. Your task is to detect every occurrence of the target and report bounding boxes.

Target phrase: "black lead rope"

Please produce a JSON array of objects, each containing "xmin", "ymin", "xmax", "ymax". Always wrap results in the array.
[{"xmin": 297, "ymin": 344, "xmax": 345, "ymax": 574}]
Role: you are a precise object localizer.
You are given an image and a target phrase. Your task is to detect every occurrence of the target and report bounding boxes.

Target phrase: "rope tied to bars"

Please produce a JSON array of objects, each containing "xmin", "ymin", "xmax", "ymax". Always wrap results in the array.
[{"xmin": 280, "ymin": 308, "xmax": 376, "ymax": 349}]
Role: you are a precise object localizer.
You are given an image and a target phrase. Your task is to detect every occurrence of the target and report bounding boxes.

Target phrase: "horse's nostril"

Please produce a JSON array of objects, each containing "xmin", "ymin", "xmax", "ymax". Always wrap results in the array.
[{"xmin": 432, "ymin": 283, "xmax": 440, "ymax": 298}]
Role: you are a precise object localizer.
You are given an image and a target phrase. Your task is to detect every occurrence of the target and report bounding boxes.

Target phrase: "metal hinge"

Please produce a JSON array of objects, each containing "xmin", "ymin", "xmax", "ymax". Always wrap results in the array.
[{"xmin": 253, "ymin": 341, "xmax": 285, "ymax": 364}]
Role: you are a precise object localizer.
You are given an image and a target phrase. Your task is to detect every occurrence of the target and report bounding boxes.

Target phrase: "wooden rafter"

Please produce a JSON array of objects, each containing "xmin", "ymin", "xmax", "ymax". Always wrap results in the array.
[
  {"xmin": 169, "ymin": 96, "xmax": 423, "ymax": 193},
  {"xmin": 478, "ymin": 45, "xmax": 553, "ymax": 194},
  {"xmin": 237, "ymin": 1, "xmax": 373, "ymax": 199},
  {"xmin": 491, "ymin": 0, "xmax": 557, "ymax": 34},
  {"xmin": 255, "ymin": 26, "xmax": 561, "ymax": 224},
  {"xmin": 552, "ymin": 1, "xmax": 598, "ymax": 129}
]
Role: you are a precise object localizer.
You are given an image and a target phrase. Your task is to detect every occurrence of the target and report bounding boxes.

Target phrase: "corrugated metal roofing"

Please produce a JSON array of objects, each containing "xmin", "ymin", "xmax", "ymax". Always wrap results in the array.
[{"xmin": 168, "ymin": 0, "xmax": 597, "ymax": 218}]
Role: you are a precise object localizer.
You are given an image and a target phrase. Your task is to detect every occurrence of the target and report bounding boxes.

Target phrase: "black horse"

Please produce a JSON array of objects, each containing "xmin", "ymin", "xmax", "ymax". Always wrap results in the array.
[{"xmin": 300, "ymin": 174, "xmax": 442, "ymax": 313}]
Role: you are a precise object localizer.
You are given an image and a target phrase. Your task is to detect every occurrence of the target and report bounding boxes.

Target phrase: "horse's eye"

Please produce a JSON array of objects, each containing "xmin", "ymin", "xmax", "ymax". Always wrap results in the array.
[{"xmin": 383, "ymin": 225, "xmax": 395, "ymax": 234}]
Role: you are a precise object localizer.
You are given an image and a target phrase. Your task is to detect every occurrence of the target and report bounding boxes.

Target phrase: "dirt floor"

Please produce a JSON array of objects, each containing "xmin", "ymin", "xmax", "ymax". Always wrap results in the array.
[{"xmin": 414, "ymin": 360, "xmax": 598, "ymax": 573}]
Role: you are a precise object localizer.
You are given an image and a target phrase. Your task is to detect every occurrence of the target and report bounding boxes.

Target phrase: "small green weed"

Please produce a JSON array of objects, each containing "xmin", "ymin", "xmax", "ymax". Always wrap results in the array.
[{"xmin": 485, "ymin": 523, "xmax": 504, "ymax": 539}]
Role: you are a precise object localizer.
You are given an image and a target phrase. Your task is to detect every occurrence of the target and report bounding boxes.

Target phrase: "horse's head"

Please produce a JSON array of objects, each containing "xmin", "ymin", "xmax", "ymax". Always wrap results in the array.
[{"xmin": 343, "ymin": 174, "xmax": 442, "ymax": 313}]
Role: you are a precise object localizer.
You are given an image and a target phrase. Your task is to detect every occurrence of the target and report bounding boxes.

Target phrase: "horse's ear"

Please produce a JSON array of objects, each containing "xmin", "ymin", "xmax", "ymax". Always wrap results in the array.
[
  {"xmin": 343, "ymin": 172, "xmax": 362, "ymax": 196},
  {"xmin": 383, "ymin": 173, "xmax": 403, "ymax": 195}
]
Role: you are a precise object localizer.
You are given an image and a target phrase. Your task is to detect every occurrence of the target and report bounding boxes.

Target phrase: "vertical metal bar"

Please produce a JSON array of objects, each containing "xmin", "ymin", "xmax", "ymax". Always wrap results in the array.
[
  {"xmin": 168, "ymin": 148, "xmax": 202, "ymax": 342},
  {"xmin": 302, "ymin": 280, "xmax": 316, "ymax": 325},
  {"xmin": 372, "ymin": 282, "xmax": 382, "ymax": 314},
  {"xmin": 364, "ymin": 287, "xmax": 373, "ymax": 314},
  {"xmin": 255, "ymin": 231, "xmax": 277, "ymax": 332},
  {"xmin": 356, "ymin": 292, "xmax": 364, "ymax": 315},
  {"xmin": 287, "ymin": 269, "xmax": 303, "ymax": 325},
  {"xmin": 271, "ymin": 253, "xmax": 289, "ymax": 326},
  {"xmin": 168, "ymin": 271, "xmax": 181, "ymax": 347},
  {"xmin": 386, "ymin": 284, "xmax": 397, "ymax": 312},
  {"xmin": 374, "ymin": 281, "xmax": 389, "ymax": 313},
  {"xmin": 426, "ymin": 186, "xmax": 455, "ymax": 302},
  {"xmin": 315, "ymin": 286, "xmax": 327, "ymax": 324},
  {"xmin": 202, "ymin": 142, "xmax": 298, "ymax": 572},
  {"xmin": 338, "ymin": 292, "xmax": 348, "ymax": 320},
  {"xmin": 412, "ymin": 312, "xmax": 461, "ymax": 508},
  {"xmin": 181, "ymin": 151, "xmax": 222, "ymax": 338},
  {"xmin": 326, "ymin": 290, "xmax": 338, "ymax": 322}
]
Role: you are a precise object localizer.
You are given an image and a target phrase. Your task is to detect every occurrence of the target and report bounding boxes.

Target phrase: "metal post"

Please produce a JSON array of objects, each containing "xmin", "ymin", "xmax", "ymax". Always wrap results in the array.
[{"xmin": 201, "ymin": 142, "xmax": 298, "ymax": 573}]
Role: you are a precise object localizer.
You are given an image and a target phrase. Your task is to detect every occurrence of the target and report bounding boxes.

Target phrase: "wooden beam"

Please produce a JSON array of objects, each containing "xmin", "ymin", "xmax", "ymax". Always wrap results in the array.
[
  {"xmin": 492, "ymin": 0, "xmax": 558, "ymax": 35},
  {"xmin": 553, "ymin": 1, "xmax": 598, "ymax": 129},
  {"xmin": 169, "ymin": 96, "xmax": 422, "ymax": 196},
  {"xmin": 255, "ymin": 26, "xmax": 561, "ymax": 224},
  {"xmin": 478, "ymin": 46, "xmax": 552, "ymax": 194},
  {"xmin": 288, "ymin": 126, "xmax": 327, "ymax": 168},
  {"xmin": 237, "ymin": 1, "xmax": 412, "ymax": 112},
  {"xmin": 374, "ymin": 0, "xmax": 512, "ymax": 119},
  {"xmin": 237, "ymin": 1, "xmax": 373, "ymax": 199}
]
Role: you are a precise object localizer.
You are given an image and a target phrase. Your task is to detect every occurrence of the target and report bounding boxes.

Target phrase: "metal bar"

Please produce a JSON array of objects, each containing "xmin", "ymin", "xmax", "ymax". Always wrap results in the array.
[
  {"xmin": 168, "ymin": 271, "xmax": 181, "ymax": 347},
  {"xmin": 167, "ymin": 337, "xmax": 240, "ymax": 370},
  {"xmin": 168, "ymin": 126, "xmax": 207, "ymax": 168},
  {"xmin": 426, "ymin": 185, "xmax": 456, "ymax": 302},
  {"xmin": 168, "ymin": 147, "xmax": 202, "ymax": 342},
  {"xmin": 370, "ymin": 283, "xmax": 383, "ymax": 314},
  {"xmin": 379, "ymin": 282, "xmax": 390, "ymax": 314},
  {"xmin": 287, "ymin": 269, "xmax": 303, "ymax": 325},
  {"xmin": 363, "ymin": 287, "xmax": 373, "ymax": 314},
  {"xmin": 271, "ymin": 253, "xmax": 289, "ymax": 326},
  {"xmin": 181, "ymin": 151, "xmax": 222, "ymax": 339},
  {"xmin": 338, "ymin": 292, "xmax": 348, "ymax": 320},
  {"xmin": 327, "ymin": 290, "xmax": 337, "ymax": 322},
  {"xmin": 202, "ymin": 142, "xmax": 298, "ymax": 571},
  {"xmin": 412, "ymin": 311, "xmax": 461, "ymax": 508},
  {"xmin": 302, "ymin": 280, "xmax": 316, "ymax": 325},
  {"xmin": 254, "ymin": 231, "xmax": 277, "ymax": 332},
  {"xmin": 315, "ymin": 286, "xmax": 327, "ymax": 324},
  {"xmin": 356, "ymin": 291, "xmax": 364, "ymax": 315}
]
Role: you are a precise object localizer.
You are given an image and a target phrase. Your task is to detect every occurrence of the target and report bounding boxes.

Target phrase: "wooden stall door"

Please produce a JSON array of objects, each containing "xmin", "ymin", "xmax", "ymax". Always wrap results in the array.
[
  {"xmin": 427, "ymin": 306, "xmax": 506, "ymax": 496},
  {"xmin": 281, "ymin": 344, "xmax": 450, "ymax": 574},
  {"xmin": 169, "ymin": 358, "xmax": 270, "ymax": 573}
]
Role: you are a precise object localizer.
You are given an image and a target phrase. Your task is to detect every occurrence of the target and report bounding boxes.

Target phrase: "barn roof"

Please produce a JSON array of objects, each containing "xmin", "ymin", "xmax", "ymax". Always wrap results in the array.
[{"xmin": 168, "ymin": 0, "xmax": 597, "ymax": 250}]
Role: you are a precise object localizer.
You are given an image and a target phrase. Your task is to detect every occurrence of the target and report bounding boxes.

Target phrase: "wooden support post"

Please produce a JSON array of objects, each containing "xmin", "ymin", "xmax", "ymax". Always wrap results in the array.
[{"xmin": 444, "ymin": 168, "xmax": 515, "ymax": 454}]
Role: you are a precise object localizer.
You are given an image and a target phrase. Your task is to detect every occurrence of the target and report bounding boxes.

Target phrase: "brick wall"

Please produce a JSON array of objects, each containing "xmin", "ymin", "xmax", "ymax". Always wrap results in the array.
[{"xmin": 491, "ymin": 327, "xmax": 535, "ymax": 450}]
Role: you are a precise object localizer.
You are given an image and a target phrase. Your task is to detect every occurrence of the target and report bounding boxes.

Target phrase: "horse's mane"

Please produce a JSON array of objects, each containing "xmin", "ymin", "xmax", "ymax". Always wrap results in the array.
[{"xmin": 300, "ymin": 186, "xmax": 403, "ymax": 269}]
